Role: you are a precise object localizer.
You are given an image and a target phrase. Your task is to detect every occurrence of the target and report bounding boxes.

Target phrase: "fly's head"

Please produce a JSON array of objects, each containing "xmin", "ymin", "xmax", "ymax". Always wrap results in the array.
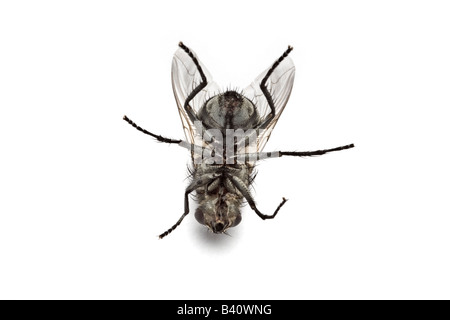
[
  {"xmin": 194, "ymin": 193, "xmax": 242, "ymax": 234},
  {"xmin": 200, "ymin": 90, "xmax": 259, "ymax": 130}
]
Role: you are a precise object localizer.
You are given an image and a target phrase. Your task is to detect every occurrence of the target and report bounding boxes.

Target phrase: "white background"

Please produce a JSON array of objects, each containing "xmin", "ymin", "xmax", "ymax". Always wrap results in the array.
[{"xmin": 1, "ymin": 1, "xmax": 449, "ymax": 299}]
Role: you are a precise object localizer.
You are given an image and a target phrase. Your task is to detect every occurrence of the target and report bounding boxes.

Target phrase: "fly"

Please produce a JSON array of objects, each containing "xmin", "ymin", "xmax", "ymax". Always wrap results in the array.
[{"xmin": 123, "ymin": 42, "xmax": 354, "ymax": 239}]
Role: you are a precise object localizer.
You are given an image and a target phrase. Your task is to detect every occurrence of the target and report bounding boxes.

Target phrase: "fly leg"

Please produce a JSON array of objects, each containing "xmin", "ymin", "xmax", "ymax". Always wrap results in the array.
[
  {"xmin": 233, "ymin": 45, "xmax": 294, "ymax": 148},
  {"xmin": 225, "ymin": 174, "xmax": 287, "ymax": 220},
  {"xmin": 178, "ymin": 42, "xmax": 207, "ymax": 125},
  {"xmin": 276, "ymin": 144, "xmax": 355, "ymax": 157},
  {"xmin": 158, "ymin": 187, "xmax": 194, "ymax": 239},
  {"xmin": 258, "ymin": 45, "xmax": 294, "ymax": 130},
  {"xmin": 159, "ymin": 173, "xmax": 218, "ymax": 239},
  {"xmin": 123, "ymin": 115, "xmax": 182, "ymax": 144},
  {"xmin": 177, "ymin": 42, "xmax": 222, "ymax": 150},
  {"xmin": 124, "ymin": 115, "xmax": 211, "ymax": 158},
  {"xmin": 237, "ymin": 144, "xmax": 355, "ymax": 161}
]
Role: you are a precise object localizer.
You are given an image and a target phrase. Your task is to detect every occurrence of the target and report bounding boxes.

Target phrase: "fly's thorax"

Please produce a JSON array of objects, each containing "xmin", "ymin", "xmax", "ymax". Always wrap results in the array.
[
  {"xmin": 194, "ymin": 192, "xmax": 242, "ymax": 233},
  {"xmin": 198, "ymin": 90, "xmax": 260, "ymax": 130}
]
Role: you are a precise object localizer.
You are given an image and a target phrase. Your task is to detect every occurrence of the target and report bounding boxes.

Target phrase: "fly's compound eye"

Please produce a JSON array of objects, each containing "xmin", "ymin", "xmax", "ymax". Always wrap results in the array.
[
  {"xmin": 194, "ymin": 208, "xmax": 205, "ymax": 224},
  {"xmin": 231, "ymin": 214, "xmax": 242, "ymax": 227}
]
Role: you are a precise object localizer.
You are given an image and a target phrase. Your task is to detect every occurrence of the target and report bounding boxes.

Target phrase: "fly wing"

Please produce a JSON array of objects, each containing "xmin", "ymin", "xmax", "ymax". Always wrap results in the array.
[
  {"xmin": 171, "ymin": 46, "xmax": 221, "ymax": 147},
  {"xmin": 243, "ymin": 56, "xmax": 295, "ymax": 152}
]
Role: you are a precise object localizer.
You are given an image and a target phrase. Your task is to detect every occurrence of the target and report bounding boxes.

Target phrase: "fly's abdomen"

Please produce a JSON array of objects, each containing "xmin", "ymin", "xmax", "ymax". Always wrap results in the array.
[{"xmin": 199, "ymin": 91, "xmax": 260, "ymax": 130}]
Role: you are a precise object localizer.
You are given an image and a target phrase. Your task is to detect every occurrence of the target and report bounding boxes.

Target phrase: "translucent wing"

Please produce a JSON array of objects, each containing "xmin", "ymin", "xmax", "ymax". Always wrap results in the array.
[
  {"xmin": 171, "ymin": 47, "xmax": 220, "ymax": 147},
  {"xmin": 243, "ymin": 56, "xmax": 295, "ymax": 152}
]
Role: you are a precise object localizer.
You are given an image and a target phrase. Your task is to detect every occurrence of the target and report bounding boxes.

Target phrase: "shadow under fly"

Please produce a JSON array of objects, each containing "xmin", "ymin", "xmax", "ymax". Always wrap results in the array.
[{"xmin": 124, "ymin": 42, "xmax": 354, "ymax": 239}]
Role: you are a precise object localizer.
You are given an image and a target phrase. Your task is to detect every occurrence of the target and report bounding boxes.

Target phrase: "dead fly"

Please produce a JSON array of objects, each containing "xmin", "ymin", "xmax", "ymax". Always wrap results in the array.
[{"xmin": 123, "ymin": 42, "xmax": 354, "ymax": 239}]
